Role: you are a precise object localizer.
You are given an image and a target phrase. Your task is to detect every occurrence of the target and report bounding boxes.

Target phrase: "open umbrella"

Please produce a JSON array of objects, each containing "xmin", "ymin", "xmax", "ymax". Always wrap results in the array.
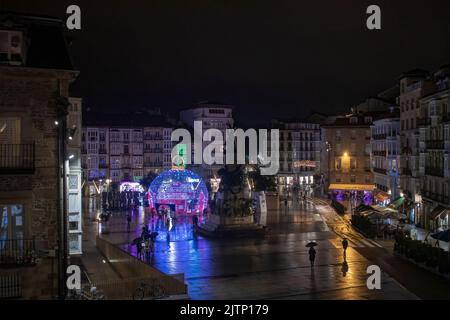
[
  {"xmin": 306, "ymin": 241, "xmax": 318, "ymax": 247},
  {"xmin": 431, "ymin": 230, "xmax": 450, "ymax": 242},
  {"xmin": 131, "ymin": 237, "xmax": 142, "ymax": 245}
]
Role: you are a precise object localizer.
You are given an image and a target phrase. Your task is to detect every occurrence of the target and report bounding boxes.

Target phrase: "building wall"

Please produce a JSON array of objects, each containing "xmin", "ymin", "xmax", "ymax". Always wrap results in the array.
[
  {"xmin": 399, "ymin": 73, "xmax": 435, "ymax": 225},
  {"xmin": 0, "ymin": 66, "xmax": 76, "ymax": 298},
  {"xmin": 370, "ymin": 117, "xmax": 401, "ymax": 202},
  {"xmin": 179, "ymin": 104, "xmax": 234, "ymax": 180},
  {"xmin": 276, "ymin": 121, "xmax": 321, "ymax": 195},
  {"xmin": 67, "ymin": 97, "xmax": 83, "ymax": 254},
  {"xmin": 321, "ymin": 116, "xmax": 373, "ymax": 193},
  {"xmin": 418, "ymin": 79, "xmax": 450, "ymax": 230}
]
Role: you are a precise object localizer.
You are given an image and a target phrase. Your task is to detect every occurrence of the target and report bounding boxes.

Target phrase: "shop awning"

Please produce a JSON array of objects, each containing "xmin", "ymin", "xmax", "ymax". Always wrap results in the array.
[
  {"xmin": 328, "ymin": 183, "xmax": 375, "ymax": 191},
  {"xmin": 429, "ymin": 206, "xmax": 450, "ymax": 220},
  {"xmin": 374, "ymin": 191, "xmax": 390, "ymax": 202},
  {"xmin": 388, "ymin": 197, "xmax": 405, "ymax": 209}
]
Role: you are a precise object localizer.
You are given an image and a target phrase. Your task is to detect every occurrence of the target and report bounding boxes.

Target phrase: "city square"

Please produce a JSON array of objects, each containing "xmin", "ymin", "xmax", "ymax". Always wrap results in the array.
[{"xmin": 0, "ymin": 1, "xmax": 449, "ymax": 304}]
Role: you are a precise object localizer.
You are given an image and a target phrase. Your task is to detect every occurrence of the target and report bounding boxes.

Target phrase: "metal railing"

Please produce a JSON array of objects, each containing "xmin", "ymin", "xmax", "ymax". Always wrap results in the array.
[
  {"xmin": 426, "ymin": 140, "xmax": 444, "ymax": 149},
  {"xmin": 425, "ymin": 167, "xmax": 444, "ymax": 177},
  {"xmin": 373, "ymin": 167, "xmax": 387, "ymax": 174},
  {"xmin": 0, "ymin": 273, "xmax": 22, "ymax": 299},
  {"xmin": 372, "ymin": 133, "xmax": 386, "ymax": 140},
  {"xmin": 0, "ymin": 238, "xmax": 37, "ymax": 266},
  {"xmin": 0, "ymin": 143, "xmax": 35, "ymax": 173},
  {"xmin": 372, "ymin": 150, "xmax": 386, "ymax": 156},
  {"xmin": 421, "ymin": 191, "xmax": 450, "ymax": 204}
]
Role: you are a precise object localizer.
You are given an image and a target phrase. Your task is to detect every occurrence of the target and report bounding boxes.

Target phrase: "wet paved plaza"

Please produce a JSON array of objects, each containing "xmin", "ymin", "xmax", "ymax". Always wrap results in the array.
[{"xmin": 86, "ymin": 199, "xmax": 418, "ymax": 299}]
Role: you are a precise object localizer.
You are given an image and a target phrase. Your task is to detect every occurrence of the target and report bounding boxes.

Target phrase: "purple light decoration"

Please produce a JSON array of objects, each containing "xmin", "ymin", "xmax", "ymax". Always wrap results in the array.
[
  {"xmin": 148, "ymin": 169, "xmax": 208, "ymax": 214},
  {"xmin": 363, "ymin": 191, "xmax": 373, "ymax": 205}
]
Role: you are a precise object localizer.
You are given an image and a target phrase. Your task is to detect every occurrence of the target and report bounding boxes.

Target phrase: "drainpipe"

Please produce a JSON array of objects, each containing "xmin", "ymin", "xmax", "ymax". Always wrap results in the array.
[{"xmin": 56, "ymin": 90, "xmax": 69, "ymax": 300}]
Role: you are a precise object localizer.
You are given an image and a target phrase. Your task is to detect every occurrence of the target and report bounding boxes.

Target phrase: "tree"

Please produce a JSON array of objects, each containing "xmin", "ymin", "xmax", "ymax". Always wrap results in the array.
[
  {"xmin": 139, "ymin": 172, "xmax": 158, "ymax": 191},
  {"xmin": 248, "ymin": 165, "xmax": 277, "ymax": 192}
]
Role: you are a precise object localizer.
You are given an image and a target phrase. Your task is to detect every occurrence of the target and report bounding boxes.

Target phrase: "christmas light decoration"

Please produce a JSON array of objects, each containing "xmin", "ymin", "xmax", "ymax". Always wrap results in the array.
[{"xmin": 148, "ymin": 169, "xmax": 208, "ymax": 214}]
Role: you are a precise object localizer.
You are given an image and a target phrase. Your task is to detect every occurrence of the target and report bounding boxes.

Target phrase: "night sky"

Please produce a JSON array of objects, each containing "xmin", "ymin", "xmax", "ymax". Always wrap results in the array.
[{"xmin": 2, "ymin": 0, "xmax": 450, "ymax": 125}]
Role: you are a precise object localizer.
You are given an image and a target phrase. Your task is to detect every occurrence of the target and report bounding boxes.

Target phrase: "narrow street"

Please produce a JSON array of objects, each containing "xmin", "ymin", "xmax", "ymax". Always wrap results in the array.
[{"xmin": 314, "ymin": 198, "xmax": 450, "ymax": 300}]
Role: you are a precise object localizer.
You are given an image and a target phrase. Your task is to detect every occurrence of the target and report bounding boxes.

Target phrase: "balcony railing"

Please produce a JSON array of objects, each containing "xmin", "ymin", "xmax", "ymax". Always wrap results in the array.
[
  {"xmin": 99, "ymin": 149, "xmax": 108, "ymax": 154},
  {"xmin": 402, "ymin": 168, "xmax": 412, "ymax": 176},
  {"xmin": 144, "ymin": 148, "xmax": 163, "ymax": 153},
  {"xmin": 372, "ymin": 150, "xmax": 386, "ymax": 157},
  {"xmin": 425, "ymin": 167, "xmax": 444, "ymax": 177},
  {"xmin": 0, "ymin": 143, "xmax": 35, "ymax": 174},
  {"xmin": 422, "ymin": 191, "xmax": 450, "ymax": 204},
  {"xmin": 372, "ymin": 133, "xmax": 386, "ymax": 140},
  {"xmin": 144, "ymin": 162, "xmax": 163, "ymax": 167},
  {"xmin": 373, "ymin": 167, "xmax": 387, "ymax": 174},
  {"xmin": 426, "ymin": 140, "xmax": 444, "ymax": 149},
  {"xmin": 0, "ymin": 238, "xmax": 37, "ymax": 266},
  {"xmin": 144, "ymin": 135, "xmax": 162, "ymax": 140}
]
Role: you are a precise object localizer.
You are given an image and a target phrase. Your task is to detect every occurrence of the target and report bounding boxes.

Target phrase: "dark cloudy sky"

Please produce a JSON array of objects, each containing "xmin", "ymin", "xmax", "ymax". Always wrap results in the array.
[{"xmin": 2, "ymin": 0, "xmax": 450, "ymax": 125}]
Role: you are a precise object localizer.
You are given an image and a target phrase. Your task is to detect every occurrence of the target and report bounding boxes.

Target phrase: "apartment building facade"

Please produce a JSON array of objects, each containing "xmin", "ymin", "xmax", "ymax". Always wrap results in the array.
[
  {"xmin": 370, "ymin": 110, "xmax": 401, "ymax": 205},
  {"xmin": 82, "ymin": 113, "xmax": 173, "ymax": 191},
  {"xmin": 321, "ymin": 114, "xmax": 374, "ymax": 199},
  {"xmin": 0, "ymin": 13, "xmax": 78, "ymax": 298},
  {"xmin": 67, "ymin": 98, "xmax": 83, "ymax": 254},
  {"xmin": 398, "ymin": 69, "xmax": 436, "ymax": 226},
  {"xmin": 272, "ymin": 119, "xmax": 322, "ymax": 196},
  {"xmin": 418, "ymin": 65, "xmax": 450, "ymax": 230},
  {"xmin": 179, "ymin": 101, "xmax": 234, "ymax": 183}
]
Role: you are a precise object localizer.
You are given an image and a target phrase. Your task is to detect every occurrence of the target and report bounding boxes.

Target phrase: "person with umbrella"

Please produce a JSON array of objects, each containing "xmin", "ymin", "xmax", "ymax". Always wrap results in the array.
[{"xmin": 306, "ymin": 241, "xmax": 317, "ymax": 267}]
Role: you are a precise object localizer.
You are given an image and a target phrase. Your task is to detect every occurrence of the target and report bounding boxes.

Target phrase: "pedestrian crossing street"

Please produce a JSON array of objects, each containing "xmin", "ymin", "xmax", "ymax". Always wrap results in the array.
[{"xmin": 329, "ymin": 235, "xmax": 383, "ymax": 249}]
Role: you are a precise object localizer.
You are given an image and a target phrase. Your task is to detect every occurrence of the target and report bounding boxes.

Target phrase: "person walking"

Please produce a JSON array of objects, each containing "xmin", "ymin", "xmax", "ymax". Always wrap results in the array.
[
  {"xmin": 308, "ymin": 247, "xmax": 316, "ymax": 267},
  {"xmin": 126, "ymin": 214, "xmax": 132, "ymax": 233},
  {"xmin": 342, "ymin": 237, "xmax": 348, "ymax": 259}
]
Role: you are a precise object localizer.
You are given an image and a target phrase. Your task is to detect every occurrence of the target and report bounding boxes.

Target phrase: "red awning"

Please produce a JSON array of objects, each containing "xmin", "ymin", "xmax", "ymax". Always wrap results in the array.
[{"xmin": 374, "ymin": 191, "xmax": 390, "ymax": 202}]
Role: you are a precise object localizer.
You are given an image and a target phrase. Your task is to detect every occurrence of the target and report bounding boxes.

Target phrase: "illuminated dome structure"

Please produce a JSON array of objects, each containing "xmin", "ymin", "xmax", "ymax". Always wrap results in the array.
[{"xmin": 148, "ymin": 169, "xmax": 208, "ymax": 214}]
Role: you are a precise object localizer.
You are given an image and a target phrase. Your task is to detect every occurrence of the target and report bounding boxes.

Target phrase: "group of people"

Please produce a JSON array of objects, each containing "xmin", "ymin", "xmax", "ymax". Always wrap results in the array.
[
  {"xmin": 135, "ymin": 226, "xmax": 158, "ymax": 260},
  {"xmin": 101, "ymin": 190, "xmax": 144, "ymax": 211}
]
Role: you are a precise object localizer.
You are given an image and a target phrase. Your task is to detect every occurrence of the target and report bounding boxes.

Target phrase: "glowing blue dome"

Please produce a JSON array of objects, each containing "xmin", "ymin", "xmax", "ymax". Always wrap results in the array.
[{"xmin": 148, "ymin": 169, "xmax": 208, "ymax": 214}]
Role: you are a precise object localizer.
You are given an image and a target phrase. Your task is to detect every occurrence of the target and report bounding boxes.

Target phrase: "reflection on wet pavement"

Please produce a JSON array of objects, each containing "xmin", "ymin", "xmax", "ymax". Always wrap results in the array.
[{"xmin": 86, "ymin": 198, "xmax": 417, "ymax": 300}]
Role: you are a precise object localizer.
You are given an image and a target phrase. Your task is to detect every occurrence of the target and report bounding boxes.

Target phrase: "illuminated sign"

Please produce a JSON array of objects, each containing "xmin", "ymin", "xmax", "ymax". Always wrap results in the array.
[{"xmin": 293, "ymin": 160, "xmax": 316, "ymax": 168}]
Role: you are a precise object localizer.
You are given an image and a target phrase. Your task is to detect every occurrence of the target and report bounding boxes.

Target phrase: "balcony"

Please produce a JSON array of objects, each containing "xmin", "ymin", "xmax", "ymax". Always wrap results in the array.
[
  {"xmin": 372, "ymin": 150, "xmax": 386, "ymax": 157},
  {"xmin": 426, "ymin": 140, "xmax": 444, "ymax": 150},
  {"xmin": 99, "ymin": 163, "xmax": 108, "ymax": 169},
  {"xmin": 144, "ymin": 135, "xmax": 162, "ymax": 140},
  {"xmin": 425, "ymin": 167, "xmax": 444, "ymax": 177},
  {"xmin": 373, "ymin": 167, "xmax": 387, "ymax": 175},
  {"xmin": 99, "ymin": 149, "xmax": 108, "ymax": 154},
  {"xmin": 144, "ymin": 148, "xmax": 163, "ymax": 153},
  {"xmin": 0, "ymin": 238, "xmax": 37, "ymax": 267},
  {"xmin": 402, "ymin": 167, "xmax": 412, "ymax": 176},
  {"xmin": 422, "ymin": 191, "xmax": 450, "ymax": 204},
  {"xmin": 0, "ymin": 144, "xmax": 35, "ymax": 174},
  {"xmin": 372, "ymin": 133, "xmax": 386, "ymax": 140},
  {"xmin": 144, "ymin": 162, "xmax": 163, "ymax": 167}
]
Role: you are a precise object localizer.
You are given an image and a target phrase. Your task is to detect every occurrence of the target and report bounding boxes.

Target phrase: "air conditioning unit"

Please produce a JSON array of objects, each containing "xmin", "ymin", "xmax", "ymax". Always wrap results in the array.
[
  {"xmin": 0, "ymin": 30, "xmax": 24, "ymax": 66},
  {"xmin": 9, "ymin": 31, "xmax": 23, "ymax": 65}
]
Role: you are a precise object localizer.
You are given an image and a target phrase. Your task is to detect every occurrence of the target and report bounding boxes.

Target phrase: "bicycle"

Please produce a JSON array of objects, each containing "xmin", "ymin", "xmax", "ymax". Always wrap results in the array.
[{"xmin": 132, "ymin": 279, "xmax": 166, "ymax": 300}]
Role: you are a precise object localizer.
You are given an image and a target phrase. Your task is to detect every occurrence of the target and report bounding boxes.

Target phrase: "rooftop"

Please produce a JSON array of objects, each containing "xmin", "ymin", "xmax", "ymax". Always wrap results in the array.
[{"xmin": 0, "ymin": 12, "xmax": 74, "ymax": 70}]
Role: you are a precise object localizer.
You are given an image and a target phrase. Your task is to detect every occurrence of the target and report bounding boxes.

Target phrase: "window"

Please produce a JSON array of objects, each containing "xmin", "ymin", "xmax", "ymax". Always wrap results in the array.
[
  {"xmin": 209, "ymin": 109, "xmax": 225, "ymax": 114},
  {"xmin": 0, "ymin": 205, "xmax": 24, "ymax": 241},
  {"xmin": 350, "ymin": 117, "xmax": 358, "ymax": 124}
]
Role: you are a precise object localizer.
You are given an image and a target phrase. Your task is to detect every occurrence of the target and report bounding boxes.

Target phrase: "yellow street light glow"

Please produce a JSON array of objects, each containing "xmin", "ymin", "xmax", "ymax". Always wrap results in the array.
[{"xmin": 343, "ymin": 152, "xmax": 348, "ymax": 157}]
